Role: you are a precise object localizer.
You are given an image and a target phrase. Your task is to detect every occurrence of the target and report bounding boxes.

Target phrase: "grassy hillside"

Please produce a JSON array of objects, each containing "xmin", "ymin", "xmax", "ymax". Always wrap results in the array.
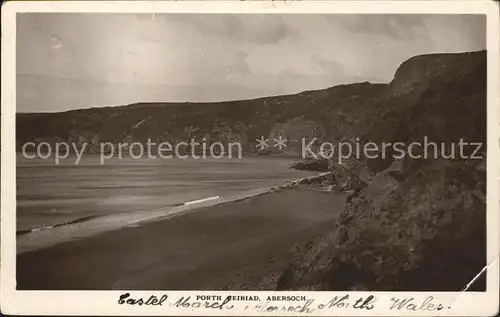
[{"xmin": 16, "ymin": 83, "xmax": 386, "ymax": 155}]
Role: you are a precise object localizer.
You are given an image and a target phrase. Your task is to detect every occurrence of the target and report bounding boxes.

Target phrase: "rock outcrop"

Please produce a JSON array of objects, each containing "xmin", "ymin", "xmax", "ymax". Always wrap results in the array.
[{"xmin": 276, "ymin": 50, "xmax": 487, "ymax": 291}]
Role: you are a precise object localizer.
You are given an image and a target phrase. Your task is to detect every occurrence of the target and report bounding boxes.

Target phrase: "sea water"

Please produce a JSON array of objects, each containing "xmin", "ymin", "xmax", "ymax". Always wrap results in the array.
[{"xmin": 16, "ymin": 154, "xmax": 315, "ymax": 252}]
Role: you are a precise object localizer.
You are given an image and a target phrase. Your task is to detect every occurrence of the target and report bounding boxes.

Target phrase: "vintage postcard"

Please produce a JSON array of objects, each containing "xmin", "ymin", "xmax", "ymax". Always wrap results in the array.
[{"xmin": 1, "ymin": 0, "xmax": 499, "ymax": 316}]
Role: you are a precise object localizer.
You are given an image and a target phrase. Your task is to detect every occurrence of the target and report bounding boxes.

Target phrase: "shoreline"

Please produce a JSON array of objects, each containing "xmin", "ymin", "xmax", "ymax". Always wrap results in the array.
[
  {"xmin": 17, "ymin": 184, "xmax": 347, "ymax": 290},
  {"xmin": 16, "ymin": 172, "xmax": 331, "ymax": 254}
]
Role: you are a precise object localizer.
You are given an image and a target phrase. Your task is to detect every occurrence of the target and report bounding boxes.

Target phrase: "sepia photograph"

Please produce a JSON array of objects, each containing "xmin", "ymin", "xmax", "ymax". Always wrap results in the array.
[{"xmin": 1, "ymin": 1, "xmax": 499, "ymax": 316}]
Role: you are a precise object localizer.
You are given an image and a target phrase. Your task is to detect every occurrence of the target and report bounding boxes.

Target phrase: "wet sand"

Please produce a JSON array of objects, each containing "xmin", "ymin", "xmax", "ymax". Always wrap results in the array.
[{"xmin": 17, "ymin": 187, "xmax": 346, "ymax": 290}]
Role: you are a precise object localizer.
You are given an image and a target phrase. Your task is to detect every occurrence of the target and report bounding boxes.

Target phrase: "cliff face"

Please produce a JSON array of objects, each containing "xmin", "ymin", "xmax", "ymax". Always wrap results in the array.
[
  {"xmin": 357, "ymin": 50, "xmax": 486, "ymax": 173},
  {"xmin": 275, "ymin": 50, "xmax": 487, "ymax": 291},
  {"xmin": 387, "ymin": 52, "xmax": 482, "ymax": 97},
  {"xmin": 16, "ymin": 83, "xmax": 386, "ymax": 155}
]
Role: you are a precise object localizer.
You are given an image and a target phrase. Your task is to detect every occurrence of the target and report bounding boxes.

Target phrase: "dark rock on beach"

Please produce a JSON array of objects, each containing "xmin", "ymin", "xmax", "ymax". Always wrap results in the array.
[{"xmin": 291, "ymin": 158, "xmax": 329, "ymax": 172}]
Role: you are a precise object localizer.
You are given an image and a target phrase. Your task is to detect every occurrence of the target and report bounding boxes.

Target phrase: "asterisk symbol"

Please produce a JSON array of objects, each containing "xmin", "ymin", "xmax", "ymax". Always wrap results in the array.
[
  {"xmin": 256, "ymin": 136, "xmax": 269, "ymax": 150},
  {"xmin": 273, "ymin": 136, "xmax": 287, "ymax": 150}
]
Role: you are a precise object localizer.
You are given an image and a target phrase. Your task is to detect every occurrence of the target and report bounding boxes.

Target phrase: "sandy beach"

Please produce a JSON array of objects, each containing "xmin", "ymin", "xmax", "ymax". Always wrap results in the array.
[{"xmin": 17, "ymin": 187, "xmax": 346, "ymax": 290}]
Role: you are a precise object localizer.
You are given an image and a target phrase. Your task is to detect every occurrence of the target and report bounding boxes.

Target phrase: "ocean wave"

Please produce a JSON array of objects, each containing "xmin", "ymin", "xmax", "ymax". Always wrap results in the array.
[{"xmin": 16, "ymin": 171, "xmax": 325, "ymax": 254}]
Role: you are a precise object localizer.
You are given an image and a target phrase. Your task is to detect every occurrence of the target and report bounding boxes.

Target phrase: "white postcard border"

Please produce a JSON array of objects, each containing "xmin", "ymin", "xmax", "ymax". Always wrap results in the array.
[{"xmin": 1, "ymin": 1, "xmax": 499, "ymax": 316}]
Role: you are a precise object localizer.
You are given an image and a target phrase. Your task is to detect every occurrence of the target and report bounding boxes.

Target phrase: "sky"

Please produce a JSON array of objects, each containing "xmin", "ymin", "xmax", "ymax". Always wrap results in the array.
[{"xmin": 17, "ymin": 13, "xmax": 486, "ymax": 113}]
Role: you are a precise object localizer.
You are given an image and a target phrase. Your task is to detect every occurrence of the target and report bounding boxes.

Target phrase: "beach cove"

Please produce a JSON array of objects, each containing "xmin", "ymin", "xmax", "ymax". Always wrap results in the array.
[{"xmin": 17, "ymin": 184, "xmax": 347, "ymax": 290}]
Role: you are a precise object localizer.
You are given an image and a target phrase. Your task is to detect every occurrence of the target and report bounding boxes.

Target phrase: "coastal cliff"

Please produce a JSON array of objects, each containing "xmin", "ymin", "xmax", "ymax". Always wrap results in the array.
[{"xmin": 274, "ymin": 50, "xmax": 487, "ymax": 291}]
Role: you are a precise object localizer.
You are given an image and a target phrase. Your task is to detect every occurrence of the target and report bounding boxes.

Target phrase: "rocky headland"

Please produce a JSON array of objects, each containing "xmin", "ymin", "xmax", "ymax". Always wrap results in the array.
[{"xmin": 275, "ymin": 50, "xmax": 487, "ymax": 291}]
